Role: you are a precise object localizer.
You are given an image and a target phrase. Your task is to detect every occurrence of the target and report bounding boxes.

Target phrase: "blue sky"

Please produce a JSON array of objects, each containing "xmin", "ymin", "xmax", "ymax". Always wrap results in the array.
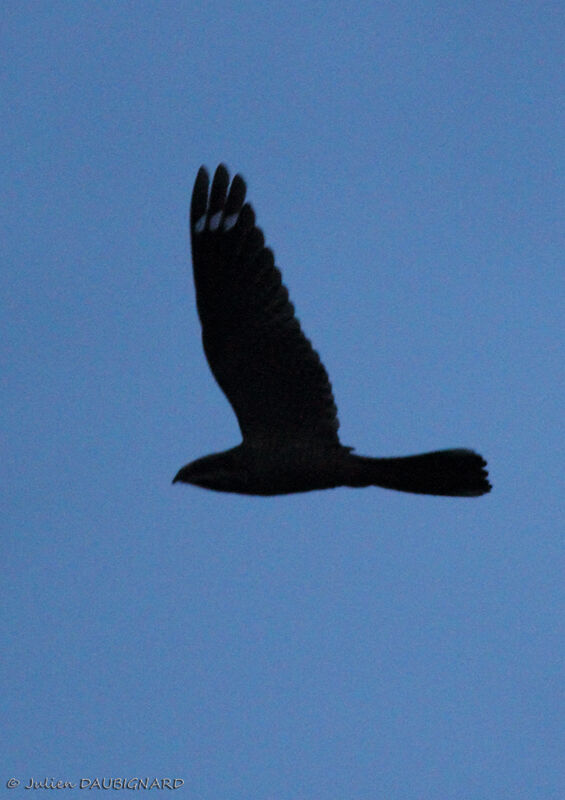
[{"xmin": 2, "ymin": 2, "xmax": 564, "ymax": 798}]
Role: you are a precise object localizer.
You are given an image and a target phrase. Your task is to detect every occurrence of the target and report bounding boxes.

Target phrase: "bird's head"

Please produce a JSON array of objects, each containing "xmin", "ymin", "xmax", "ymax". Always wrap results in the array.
[{"xmin": 172, "ymin": 448, "xmax": 249, "ymax": 494}]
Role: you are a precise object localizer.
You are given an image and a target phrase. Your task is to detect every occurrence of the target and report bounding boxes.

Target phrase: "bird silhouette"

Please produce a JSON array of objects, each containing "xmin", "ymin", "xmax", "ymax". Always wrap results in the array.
[{"xmin": 173, "ymin": 164, "xmax": 491, "ymax": 497}]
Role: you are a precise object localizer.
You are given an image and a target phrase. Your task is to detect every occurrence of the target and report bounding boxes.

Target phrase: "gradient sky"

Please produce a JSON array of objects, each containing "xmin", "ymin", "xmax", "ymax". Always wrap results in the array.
[{"xmin": 3, "ymin": 2, "xmax": 564, "ymax": 798}]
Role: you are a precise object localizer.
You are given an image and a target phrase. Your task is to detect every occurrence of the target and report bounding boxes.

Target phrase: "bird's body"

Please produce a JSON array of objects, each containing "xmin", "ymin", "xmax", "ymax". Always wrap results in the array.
[
  {"xmin": 173, "ymin": 164, "xmax": 491, "ymax": 498},
  {"xmin": 176, "ymin": 443, "xmax": 348, "ymax": 496}
]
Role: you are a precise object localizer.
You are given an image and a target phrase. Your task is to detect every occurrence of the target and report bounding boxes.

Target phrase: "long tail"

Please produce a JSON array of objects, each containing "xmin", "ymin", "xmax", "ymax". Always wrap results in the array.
[{"xmin": 346, "ymin": 448, "xmax": 491, "ymax": 497}]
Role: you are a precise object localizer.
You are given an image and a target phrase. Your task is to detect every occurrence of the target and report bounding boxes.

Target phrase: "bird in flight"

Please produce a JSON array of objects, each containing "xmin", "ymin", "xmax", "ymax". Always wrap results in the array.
[{"xmin": 173, "ymin": 164, "xmax": 491, "ymax": 497}]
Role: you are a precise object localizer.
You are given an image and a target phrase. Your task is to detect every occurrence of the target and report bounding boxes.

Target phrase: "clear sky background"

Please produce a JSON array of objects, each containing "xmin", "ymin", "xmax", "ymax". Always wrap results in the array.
[{"xmin": 2, "ymin": 2, "xmax": 564, "ymax": 798}]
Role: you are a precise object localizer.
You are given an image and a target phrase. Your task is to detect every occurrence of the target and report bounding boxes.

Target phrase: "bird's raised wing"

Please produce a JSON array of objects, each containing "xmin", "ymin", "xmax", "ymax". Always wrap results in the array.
[{"xmin": 190, "ymin": 164, "xmax": 340, "ymax": 445}]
